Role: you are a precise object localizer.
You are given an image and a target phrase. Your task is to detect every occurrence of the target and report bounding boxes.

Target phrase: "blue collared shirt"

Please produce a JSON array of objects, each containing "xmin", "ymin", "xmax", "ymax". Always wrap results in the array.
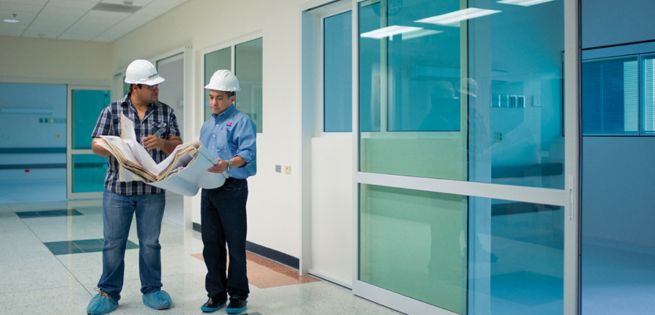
[{"xmin": 200, "ymin": 105, "xmax": 257, "ymax": 179}]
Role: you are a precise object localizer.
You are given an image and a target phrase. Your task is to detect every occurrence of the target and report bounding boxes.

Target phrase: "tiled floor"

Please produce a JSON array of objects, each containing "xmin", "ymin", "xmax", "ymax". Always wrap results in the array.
[{"xmin": 0, "ymin": 195, "xmax": 400, "ymax": 315}]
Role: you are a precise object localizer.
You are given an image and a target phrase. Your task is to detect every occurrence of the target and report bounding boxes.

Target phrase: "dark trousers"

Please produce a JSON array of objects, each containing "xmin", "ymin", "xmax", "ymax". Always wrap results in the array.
[{"xmin": 201, "ymin": 178, "xmax": 250, "ymax": 300}]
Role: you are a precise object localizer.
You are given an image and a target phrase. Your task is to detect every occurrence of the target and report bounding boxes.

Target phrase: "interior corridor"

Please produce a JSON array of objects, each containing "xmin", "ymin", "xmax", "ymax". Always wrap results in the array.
[{"xmin": 0, "ymin": 194, "xmax": 399, "ymax": 315}]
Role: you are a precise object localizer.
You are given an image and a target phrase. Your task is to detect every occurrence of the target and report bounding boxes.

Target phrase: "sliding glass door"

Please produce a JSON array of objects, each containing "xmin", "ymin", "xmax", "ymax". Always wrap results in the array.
[{"xmin": 353, "ymin": 0, "xmax": 578, "ymax": 314}]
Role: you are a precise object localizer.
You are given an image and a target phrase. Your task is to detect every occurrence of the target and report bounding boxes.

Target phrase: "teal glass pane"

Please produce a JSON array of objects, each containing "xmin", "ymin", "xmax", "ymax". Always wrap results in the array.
[
  {"xmin": 644, "ymin": 57, "xmax": 655, "ymax": 133},
  {"xmin": 324, "ymin": 11, "xmax": 352, "ymax": 132},
  {"xmin": 358, "ymin": 2, "xmax": 381, "ymax": 132},
  {"xmin": 468, "ymin": 198, "xmax": 563, "ymax": 315},
  {"xmin": 72, "ymin": 154, "xmax": 106, "ymax": 193},
  {"xmin": 358, "ymin": 0, "xmax": 466, "ymax": 180},
  {"xmin": 235, "ymin": 38, "xmax": 263, "ymax": 133},
  {"xmin": 582, "ymin": 57, "xmax": 638, "ymax": 135},
  {"xmin": 204, "ymin": 47, "xmax": 231, "ymax": 120},
  {"xmin": 72, "ymin": 89, "xmax": 110, "ymax": 150},
  {"xmin": 468, "ymin": 0, "xmax": 564, "ymax": 189},
  {"xmin": 359, "ymin": 184, "xmax": 467, "ymax": 314}
]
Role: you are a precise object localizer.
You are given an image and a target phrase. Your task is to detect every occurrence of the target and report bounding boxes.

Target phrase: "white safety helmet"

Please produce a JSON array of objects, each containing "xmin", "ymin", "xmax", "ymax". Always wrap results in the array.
[
  {"xmin": 124, "ymin": 59, "xmax": 165, "ymax": 86},
  {"xmin": 205, "ymin": 69, "xmax": 240, "ymax": 92}
]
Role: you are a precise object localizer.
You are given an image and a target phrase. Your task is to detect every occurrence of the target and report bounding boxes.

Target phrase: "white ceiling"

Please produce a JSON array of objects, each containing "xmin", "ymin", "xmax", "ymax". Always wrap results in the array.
[{"xmin": 0, "ymin": 0, "xmax": 188, "ymax": 42}]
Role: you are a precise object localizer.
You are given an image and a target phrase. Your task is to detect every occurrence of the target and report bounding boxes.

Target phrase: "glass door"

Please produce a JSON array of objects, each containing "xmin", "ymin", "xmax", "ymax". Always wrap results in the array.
[
  {"xmin": 353, "ymin": 0, "xmax": 578, "ymax": 314},
  {"xmin": 67, "ymin": 87, "xmax": 110, "ymax": 199}
]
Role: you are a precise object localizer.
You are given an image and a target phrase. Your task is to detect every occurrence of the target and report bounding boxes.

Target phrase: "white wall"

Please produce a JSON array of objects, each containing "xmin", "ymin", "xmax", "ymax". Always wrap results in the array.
[
  {"xmin": 111, "ymin": 0, "xmax": 306, "ymax": 258},
  {"xmin": 0, "ymin": 36, "xmax": 112, "ymax": 85}
]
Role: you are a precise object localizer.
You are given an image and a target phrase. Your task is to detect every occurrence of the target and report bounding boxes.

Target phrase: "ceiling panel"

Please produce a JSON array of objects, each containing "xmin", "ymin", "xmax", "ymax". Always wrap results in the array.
[{"xmin": 0, "ymin": 0, "xmax": 188, "ymax": 42}]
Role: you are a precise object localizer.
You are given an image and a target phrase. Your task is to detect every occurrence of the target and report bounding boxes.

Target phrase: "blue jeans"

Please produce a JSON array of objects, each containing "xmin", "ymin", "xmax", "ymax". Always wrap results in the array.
[{"xmin": 97, "ymin": 191, "xmax": 166, "ymax": 301}]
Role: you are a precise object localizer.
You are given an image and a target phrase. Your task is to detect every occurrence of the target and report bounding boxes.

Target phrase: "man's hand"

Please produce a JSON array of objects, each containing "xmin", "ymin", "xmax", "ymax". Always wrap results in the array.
[
  {"xmin": 142, "ymin": 135, "xmax": 164, "ymax": 151},
  {"xmin": 208, "ymin": 159, "xmax": 229, "ymax": 173}
]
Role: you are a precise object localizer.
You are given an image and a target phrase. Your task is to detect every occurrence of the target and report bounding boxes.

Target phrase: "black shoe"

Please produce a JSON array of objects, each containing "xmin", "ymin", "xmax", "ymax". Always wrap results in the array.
[
  {"xmin": 200, "ymin": 295, "xmax": 227, "ymax": 313},
  {"xmin": 226, "ymin": 298, "xmax": 247, "ymax": 314}
]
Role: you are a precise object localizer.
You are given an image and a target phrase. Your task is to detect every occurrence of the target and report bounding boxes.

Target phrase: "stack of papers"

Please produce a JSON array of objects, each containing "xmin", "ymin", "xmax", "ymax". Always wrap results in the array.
[{"xmin": 94, "ymin": 113, "xmax": 226, "ymax": 196}]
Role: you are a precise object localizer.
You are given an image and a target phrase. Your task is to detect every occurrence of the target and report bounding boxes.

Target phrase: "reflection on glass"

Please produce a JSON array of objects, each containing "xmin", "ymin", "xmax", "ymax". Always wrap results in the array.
[
  {"xmin": 469, "ymin": 198, "xmax": 563, "ymax": 315},
  {"xmin": 72, "ymin": 154, "xmax": 106, "ymax": 193},
  {"xmin": 324, "ymin": 11, "xmax": 352, "ymax": 132},
  {"xmin": 358, "ymin": 0, "xmax": 466, "ymax": 180},
  {"xmin": 468, "ymin": 0, "xmax": 564, "ymax": 189},
  {"xmin": 582, "ymin": 57, "xmax": 638, "ymax": 135},
  {"xmin": 235, "ymin": 38, "xmax": 263, "ymax": 133},
  {"xmin": 359, "ymin": 184, "xmax": 467, "ymax": 313},
  {"xmin": 204, "ymin": 47, "xmax": 231, "ymax": 120},
  {"xmin": 72, "ymin": 89, "xmax": 110, "ymax": 150},
  {"xmin": 358, "ymin": 0, "xmax": 565, "ymax": 189},
  {"xmin": 644, "ymin": 57, "xmax": 655, "ymax": 132}
]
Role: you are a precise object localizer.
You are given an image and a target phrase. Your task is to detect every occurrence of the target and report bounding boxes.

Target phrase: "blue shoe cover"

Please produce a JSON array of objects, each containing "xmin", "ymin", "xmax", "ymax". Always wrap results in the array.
[
  {"xmin": 86, "ymin": 292, "xmax": 118, "ymax": 315},
  {"xmin": 143, "ymin": 290, "xmax": 172, "ymax": 310}
]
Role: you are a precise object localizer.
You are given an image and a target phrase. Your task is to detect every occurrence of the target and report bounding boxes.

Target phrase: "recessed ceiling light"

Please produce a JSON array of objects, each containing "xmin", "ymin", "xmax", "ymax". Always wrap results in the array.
[
  {"xmin": 415, "ymin": 8, "xmax": 500, "ymax": 27},
  {"xmin": 3, "ymin": 13, "xmax": 19, "ymax": 24}
]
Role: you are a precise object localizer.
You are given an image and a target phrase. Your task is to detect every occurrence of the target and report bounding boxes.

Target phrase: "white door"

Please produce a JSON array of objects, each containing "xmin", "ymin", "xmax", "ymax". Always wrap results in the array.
[{"xmin": 302, "ymin": 1, "xmax": 354, "ymax": 287}]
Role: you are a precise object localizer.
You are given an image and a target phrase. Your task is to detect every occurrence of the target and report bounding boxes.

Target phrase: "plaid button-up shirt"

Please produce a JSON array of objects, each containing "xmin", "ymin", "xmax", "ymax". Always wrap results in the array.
[{"xmin": 91, "ymin": 94, "xmax": 181, "ymax": 195}]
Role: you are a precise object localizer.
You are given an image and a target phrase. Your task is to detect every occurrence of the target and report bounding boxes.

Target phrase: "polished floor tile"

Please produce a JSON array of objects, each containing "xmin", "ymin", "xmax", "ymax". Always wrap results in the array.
[{"xmin": 0, "ymin": 195, "xmax": 400, "ymax": 315}]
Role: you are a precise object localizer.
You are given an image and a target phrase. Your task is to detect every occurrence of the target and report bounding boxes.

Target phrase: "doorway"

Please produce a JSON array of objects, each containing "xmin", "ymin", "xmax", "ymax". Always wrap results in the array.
[{"xmin": 301, "ymin": 0, "xmax": 354, "ymax": 287}]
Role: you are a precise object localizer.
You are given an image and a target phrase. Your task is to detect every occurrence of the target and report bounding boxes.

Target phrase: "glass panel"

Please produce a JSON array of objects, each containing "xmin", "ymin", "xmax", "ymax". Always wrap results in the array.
[
  {"xmin": 359, "ymin": 184, "xmax": 467, "ymax": 313},
  {"xmin": 358, "ymin": 2, "xmax": 381, "ymax": 132},
  {"xmin": 72, "ymin": 89, "xmax": 110, "ymax": 150},
  {"xmin": 324, "ymin": 11, "xmax": 352, "ymax": 132},
  {"xmin": 582, "ymin": 57, "xmax": 638, "ymax": 135},
  {"xmin": 204, "ymin": 47, "xmax": 231, "ymax": 120},
  {"xmin": 644, "ymin": 57, "xmax": 655, "ymax": 132},
  {"xmin": 358, "ymin": 0, "xmax": 565, "ymax": 189},
  {"xmin": 71, "ymin": 154, "xmax": 106, "ymax": 193},
  {"xmin": 468, "ymin": 0, "xmax": 564, "ymax": 189},
  {"xmin": 235, "ymin": 38, "xmax": 263, "ymax": 133},
  {"xmin": 358, "ymin": 0, "xmax": 466, "ymax": 180},
  {"xmin": 469, "ymin": 198, "xmax": 563, "ymax": 315},
  {"xmin": 581, "ymin": 135, "xmax": 655, "ymax": 315}
]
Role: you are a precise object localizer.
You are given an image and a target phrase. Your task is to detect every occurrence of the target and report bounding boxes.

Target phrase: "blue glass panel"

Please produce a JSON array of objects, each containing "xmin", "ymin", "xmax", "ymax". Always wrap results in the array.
[
  {"xmin": 643, "ymin": 57, "xmax": 655, "ymax": 132},
  {"xmin": 469, "ymin": 198, "xmax": 563, "ymax": 315},
  {"xmin": 468, "ymin": 0, "xmax": 564, "ymax": 189},
  {"xmin": 324, "ymin": 11, "xmax": 352, "ymax": 132},
  {"xmin": 581, "ymin": 136, "xmax": 655, "ymax": 315},
  {"xmin": 72, "ymin": 89, "xmax": 110, "ymax": 150},
  {"xmin": 581, "ymin": 57, "xmax": 638, "ymax": 135},
  {"xmin": 72, "ymin": 154, "xmax": 106, "ymax": 193},
  {"xmin": 386, "ymin": 1, "xmax": 460, "ymax": 132},
  {"xmin": 358, "ymin": 2, "xmax": 381, "ymax": 132}
]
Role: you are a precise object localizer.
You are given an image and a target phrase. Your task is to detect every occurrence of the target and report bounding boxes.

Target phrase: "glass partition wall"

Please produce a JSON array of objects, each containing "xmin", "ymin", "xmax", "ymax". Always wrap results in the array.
[{"xmin": 354, "ymin": 0, "xmax": 576, "ymax": 314}]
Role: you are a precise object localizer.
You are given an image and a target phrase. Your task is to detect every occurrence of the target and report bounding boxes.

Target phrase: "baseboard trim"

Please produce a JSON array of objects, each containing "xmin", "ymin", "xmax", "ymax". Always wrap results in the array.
[{"xmin": 191, "ymin": 222, "xmax": 299, "ymax": 269}]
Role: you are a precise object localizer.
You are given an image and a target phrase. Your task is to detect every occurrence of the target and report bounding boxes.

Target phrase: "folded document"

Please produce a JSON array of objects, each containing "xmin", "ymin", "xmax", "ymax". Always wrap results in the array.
[{"xmin": 95, "ymin": 113, "xmax": 225, "ymax": 196}]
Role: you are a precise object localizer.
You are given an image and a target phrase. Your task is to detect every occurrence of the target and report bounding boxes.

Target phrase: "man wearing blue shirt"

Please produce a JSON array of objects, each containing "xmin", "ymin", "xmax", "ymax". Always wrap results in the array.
[{"xmin": 199, "ymin": 70, "xmax": 257, "ymax": 314}]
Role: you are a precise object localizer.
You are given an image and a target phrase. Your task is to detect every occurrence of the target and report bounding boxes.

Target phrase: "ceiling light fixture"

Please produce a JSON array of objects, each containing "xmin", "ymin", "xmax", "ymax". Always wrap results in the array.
[
  {"xmin": 3, "ymin": 13, "xmax": 19, "ymax": 24},
  {"xmin": 497, "ymin": 0, "xmax": 555, "ymax": 6},
  {"xmin": 360, "ymin": 25, "xmax": 423, "ymax": 39},
  {"xmin": 415, "ymin": 8, "xmax": 500, "ymax": 27}
]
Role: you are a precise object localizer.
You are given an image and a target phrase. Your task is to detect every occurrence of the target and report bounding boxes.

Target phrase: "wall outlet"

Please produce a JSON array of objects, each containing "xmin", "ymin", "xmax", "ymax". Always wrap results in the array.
[
  {"xmin": 283, "ymin": 165, "xmax": 291, "ymax": 175},
  {"xmin": 275, "ymin": 164, "xmax": 282, "ymax": 173}
]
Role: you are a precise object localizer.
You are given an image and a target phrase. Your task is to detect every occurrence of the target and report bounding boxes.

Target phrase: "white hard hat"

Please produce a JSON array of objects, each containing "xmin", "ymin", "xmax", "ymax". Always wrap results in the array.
[
  {"xmin": 124, "ymin": 59, "xmax": 165, "ymax": 86},
  {"xmin": 205, "ymin": 69, "xmax": 240, "ymax": 92}
]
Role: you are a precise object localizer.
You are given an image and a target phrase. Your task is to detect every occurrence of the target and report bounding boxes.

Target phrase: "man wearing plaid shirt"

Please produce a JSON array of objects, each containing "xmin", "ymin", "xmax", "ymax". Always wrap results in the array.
[{"xmin": 86, "ymin": 59, "xmax": 182, "ymax": 315}]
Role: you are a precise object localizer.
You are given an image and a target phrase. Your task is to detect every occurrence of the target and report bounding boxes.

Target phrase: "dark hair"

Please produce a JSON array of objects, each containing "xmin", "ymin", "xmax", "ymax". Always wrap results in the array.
[{"xmin": 226, "ymin": 91, "xmax": 236, "ymax": 98}]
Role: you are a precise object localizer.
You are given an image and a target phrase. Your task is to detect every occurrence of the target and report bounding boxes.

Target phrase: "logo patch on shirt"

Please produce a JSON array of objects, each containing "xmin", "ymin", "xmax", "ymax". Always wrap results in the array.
[{"xmin": 226, "ymin": 121, "xmax": 234, "ymax": 127}]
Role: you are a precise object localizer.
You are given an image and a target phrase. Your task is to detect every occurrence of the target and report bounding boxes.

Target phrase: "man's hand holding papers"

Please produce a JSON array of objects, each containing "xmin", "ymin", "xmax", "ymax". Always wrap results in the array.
[{"xmin": 94, "ymin": 113, "xmax": 225, "ymax": 196}]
